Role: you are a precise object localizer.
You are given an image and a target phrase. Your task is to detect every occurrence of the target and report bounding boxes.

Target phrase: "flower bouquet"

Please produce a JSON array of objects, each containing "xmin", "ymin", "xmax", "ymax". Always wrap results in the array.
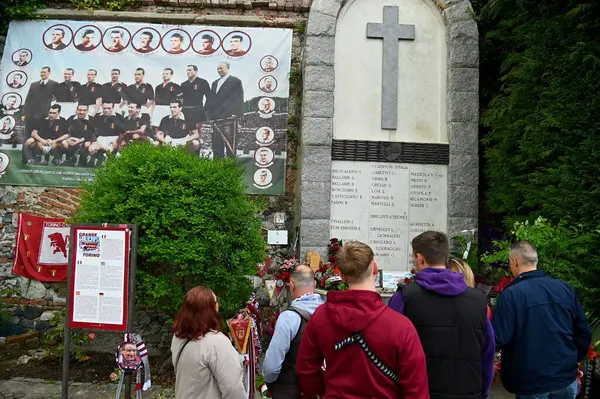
[{"xmin": 314, "ymin": 238, "xmax": 347, "ymax": 291}]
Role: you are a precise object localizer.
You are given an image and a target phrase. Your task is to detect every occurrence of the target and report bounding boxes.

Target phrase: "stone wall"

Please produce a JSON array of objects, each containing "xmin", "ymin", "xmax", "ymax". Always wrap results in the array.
[{"xmin": 0, "ymin": 0, "xmax": 307, "ymax": 354}]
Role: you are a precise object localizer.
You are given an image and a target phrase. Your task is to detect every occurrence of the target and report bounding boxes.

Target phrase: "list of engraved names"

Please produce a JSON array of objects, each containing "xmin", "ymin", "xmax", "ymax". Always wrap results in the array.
[{"xmin": 330, "ymin": 160, "xmax": 447, "ymax": 272}]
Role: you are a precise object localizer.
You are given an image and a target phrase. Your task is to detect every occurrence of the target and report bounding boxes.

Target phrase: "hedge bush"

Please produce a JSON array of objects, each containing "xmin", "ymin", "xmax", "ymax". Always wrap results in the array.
[{"xmin": 74, "ymin": 143, "xmax": 266, "ymax": 318}]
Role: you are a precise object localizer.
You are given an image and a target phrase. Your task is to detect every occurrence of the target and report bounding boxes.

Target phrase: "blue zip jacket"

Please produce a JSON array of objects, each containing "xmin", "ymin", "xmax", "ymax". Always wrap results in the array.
[{"xmin": 492, "ymin": 270, "xmax": 591, "ymax": 395}]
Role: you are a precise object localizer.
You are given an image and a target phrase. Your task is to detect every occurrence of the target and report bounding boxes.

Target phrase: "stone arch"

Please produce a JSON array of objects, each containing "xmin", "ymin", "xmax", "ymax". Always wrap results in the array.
[{"xmin": 299, "ymin": 0, "xmax": 479, "ymax": 257}]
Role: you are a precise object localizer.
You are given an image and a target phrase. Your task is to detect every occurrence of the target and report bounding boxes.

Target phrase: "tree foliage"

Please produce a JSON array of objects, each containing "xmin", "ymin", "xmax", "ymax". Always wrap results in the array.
[
  {"xmin": 476, "ymin": 0, "xmax": 600, "ymax": 317},
  {"xmin": 74, "ymin": 143, "xmax": 266, "ymax": 319},
  {"xmin": 1, "ymin": 0, "xmax": 46, "ymax": 34},
  {"xmin": 479, "ymin": 0, "xmax": 600, "ymax": 229}
]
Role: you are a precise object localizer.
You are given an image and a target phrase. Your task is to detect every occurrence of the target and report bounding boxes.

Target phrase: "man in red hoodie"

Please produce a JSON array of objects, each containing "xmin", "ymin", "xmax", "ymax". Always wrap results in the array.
[{"xmin": 297, "ymin": 241, "xmax": 429, "ymax": 399}]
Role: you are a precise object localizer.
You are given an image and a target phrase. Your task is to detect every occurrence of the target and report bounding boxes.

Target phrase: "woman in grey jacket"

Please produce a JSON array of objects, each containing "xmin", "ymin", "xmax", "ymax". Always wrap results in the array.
[{"xmin": 171, "ymin": 286, "xmax": 247, "ymax": 399}]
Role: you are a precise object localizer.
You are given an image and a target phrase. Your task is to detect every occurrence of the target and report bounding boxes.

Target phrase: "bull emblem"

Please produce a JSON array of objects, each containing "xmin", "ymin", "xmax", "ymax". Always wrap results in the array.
[{"xmin": 48, "ymin": 232, "xmax": 69, "ymax": 258}]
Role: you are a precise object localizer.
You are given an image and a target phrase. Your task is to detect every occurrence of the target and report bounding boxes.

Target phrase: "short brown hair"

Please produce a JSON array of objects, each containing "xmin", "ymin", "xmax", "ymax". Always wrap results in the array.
[
  {"xmin": 411, "ymin": 231, "xmax": 449, "ymax": 266},
  {"xmin": 171, "ymin": 286, "xmax": 221, "ymax": 340},
  {"xmin": 335, "ymin": 241, "xmax": 374, "ymax": 282}
]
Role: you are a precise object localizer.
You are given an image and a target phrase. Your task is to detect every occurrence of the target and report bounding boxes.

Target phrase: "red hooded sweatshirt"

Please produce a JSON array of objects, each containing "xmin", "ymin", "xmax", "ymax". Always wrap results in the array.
[{"xmin": 297, "ymin": 290, "xmax": 429, "ymax": 399}]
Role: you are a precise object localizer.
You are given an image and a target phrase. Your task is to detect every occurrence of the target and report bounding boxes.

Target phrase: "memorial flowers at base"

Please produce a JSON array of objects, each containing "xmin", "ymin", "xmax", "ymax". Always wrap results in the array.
[{"xmin": 314, "ymin": 238, "xmax": 347, "ymax": 291}]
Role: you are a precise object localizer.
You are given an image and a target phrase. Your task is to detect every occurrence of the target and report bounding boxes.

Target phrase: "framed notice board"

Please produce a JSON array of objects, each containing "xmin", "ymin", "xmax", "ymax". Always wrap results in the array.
[{"xmin": 67, "ymin": 225, "xmax": 133, "ymax": 332}]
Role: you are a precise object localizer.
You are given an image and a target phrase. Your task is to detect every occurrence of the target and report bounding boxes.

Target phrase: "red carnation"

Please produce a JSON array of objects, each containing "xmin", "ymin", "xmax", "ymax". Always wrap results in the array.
[
  {"xmin": 329, "ymin": 256, "xmax": 336, "ymax": 263},
  {"xmin": 410, "ymin": 268, "xmax": 416, "ymax": 274},
  {"xmin": 404, "ymin": 277, "xmax": 411, "ymax": 284},
  {"xmin": 330, "ymin": 245, "xmax": 340, "ymax": 252},
  {"xmin": 333, "ymin": 268, "xmax": 340, "ymax": 276},
  {"xmin": 330, "ymin": 238, "xmax": 339, "ymax": 243},
  {"xmin": 320, "ymin": 276, "xmax": 327, "ymax": 287},
  {"xmin": 587, "ymin": 345, "xmax": 598, "ymax": 360}
]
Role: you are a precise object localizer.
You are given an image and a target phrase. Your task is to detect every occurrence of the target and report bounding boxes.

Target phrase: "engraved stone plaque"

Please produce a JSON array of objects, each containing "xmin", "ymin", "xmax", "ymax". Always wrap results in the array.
[{"xmin": 330, "ymin": 160, "xmax": 447, "ymax": 272}]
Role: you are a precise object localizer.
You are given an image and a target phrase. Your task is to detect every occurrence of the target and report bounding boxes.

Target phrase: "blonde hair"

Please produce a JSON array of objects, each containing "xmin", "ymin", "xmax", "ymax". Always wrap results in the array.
[
  {"xmin": 448, "ymin": 257, "xmax": 475, "ymax": 288},
  {"xmin": 335, "ymin": 241, "xmax": 374, "ymax": 282}
]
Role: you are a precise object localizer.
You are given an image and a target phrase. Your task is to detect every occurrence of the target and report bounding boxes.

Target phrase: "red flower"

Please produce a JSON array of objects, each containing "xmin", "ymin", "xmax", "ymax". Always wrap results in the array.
[
  {"xmin": 330, "ymin": 245, "xmax": 340, "ymax": 252},
  {"xmin": 410, "ymin": 268, "xmax": 416, "ymax": 274},
  {"xmin": 333, "ymin": 268, "xmax": 340, "ymax": 276},
  {"xmin": 404, "ymin": 277, "xmax": 411, "ymax": 284},
  {"xmin": 319, "ymin": 264, "xmax": 329, "ymax": 273},
  {"xmin": 320, "ymin": 276, "xmax": 327, "ymax": 287},
  {"xmin": 330, "ymin": 238, "xmax": 339, "ymax": 243},
  {"xmin": 328, "ymin": 256, "xmax": 336, "ymax": 263},
  {"xmin": 587, "ymin": 345, "xmax": 598, "ymax": 359}
]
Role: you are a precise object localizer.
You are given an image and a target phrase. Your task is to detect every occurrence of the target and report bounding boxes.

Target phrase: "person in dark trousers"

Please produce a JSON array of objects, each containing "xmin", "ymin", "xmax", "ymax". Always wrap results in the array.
[
  {"xmin": 493, "ymin": 241, "xmax": 592, "ymax": 399},
  {"xmin": 388, "ymin": 231, "xmax": 495, "ymax": 399},
  {"xmin": 262, "ymin": 265, "xmax": 324, "ymax": 399},
  {"xmin": 297, "ymin": 241, "xmax": 429, "ymax": 399}
]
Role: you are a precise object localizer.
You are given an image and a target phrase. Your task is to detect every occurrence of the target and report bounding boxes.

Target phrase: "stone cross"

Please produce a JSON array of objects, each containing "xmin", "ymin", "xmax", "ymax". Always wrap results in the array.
[{"xmin": 367, "ymin": 6, "xmax": 416, "ymax": 130}]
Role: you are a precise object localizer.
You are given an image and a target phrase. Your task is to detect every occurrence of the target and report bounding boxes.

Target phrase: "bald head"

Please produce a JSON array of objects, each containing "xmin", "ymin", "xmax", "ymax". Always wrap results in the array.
[{"xmin": 290, "ymin": 265, "xmax": 316, "ymax": 298}]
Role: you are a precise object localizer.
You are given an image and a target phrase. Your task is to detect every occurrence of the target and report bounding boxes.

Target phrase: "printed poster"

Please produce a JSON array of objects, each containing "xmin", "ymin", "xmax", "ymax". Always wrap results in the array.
[
  {"xmin": 0, "ymin": 20, "xmax": 292, "ymax": 194},
  {"xmin": 71, "ymin": 229, "xmax": 128, "ymax": 326}
]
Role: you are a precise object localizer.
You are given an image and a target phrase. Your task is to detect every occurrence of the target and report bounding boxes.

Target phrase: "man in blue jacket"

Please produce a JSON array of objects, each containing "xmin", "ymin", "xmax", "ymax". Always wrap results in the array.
[
  {"xmin": 493, "ymin": 241, "xmax": 592, "ymax": 399},
  {"xmin": 262, "ymin": 265, "xmax": 324, "ymax": 398}
]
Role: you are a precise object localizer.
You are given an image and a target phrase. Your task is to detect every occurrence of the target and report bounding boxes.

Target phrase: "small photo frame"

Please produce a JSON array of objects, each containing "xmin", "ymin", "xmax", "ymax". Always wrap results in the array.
[
  {"xmin": 6, "ymin": 71, "xmax": 27, "ymax": 89},
  {"xmin": 43, "ymin": 24, "xmax": 73, "ymax": 51},
  {"xmin": 0, "ymin": 151, "xmax": 10, "ymax": 175},
  {"xmin": 0, "ymin": 116, "xmax": 16, "ymax": 139},
  {"xmin": 258, "ymin": 75, "xmax": 277, "ymax": 94},
  {"xmin": 102, "ymin": 26, "xmax": 131, "ymax": 53},
  {"xmin": 192, "ymin": 30, "xmax": 221, "ymax": 56},
  {"xmin": 260, "ymin": 55, "xmax": 279, "ymax": 73},
  {"xmin": 258, "ymin": 97, "xmax": 275, "ymax": 117},
  {"xmin": 253, "ymin": 168, "xmax": 273, "ymax": 188},
  {"xmin": 1, "ymin": 93, "xmax": 23, "ymax": 114},
  {"xmin": 132, "ymin": 27, "xmax": 161, "ymax": 54},
  {"xmin": 222, "ymin": 31, "xmax": 252, "ymax": 57},
  {"xmin": 254, "ymin": 147, "xmax": 274, "ymax": 167},
  {"xmin": 162, "ymin": 29, "xmax": 191, "ymax": 55},
  {"xmin": 11, "ymin": 49, "xmax": 32, "ymax": 67},
  {"xmin": 73, "ymin": 25, "xmax": 103, "ymax": 52},
  {"xmin": 255, "ymin": 127, "xmax": 274, "ymax": 145},
  {"xmin": 116, "ymin": 341, "xmax": 142, "ymax": 371}
]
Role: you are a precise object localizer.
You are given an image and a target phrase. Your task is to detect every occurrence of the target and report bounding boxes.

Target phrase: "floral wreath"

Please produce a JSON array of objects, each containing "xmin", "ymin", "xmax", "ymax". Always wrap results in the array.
[
  {"xmin": 274, "ymin": 256, "xmax": 299, "ymax": 287},
  {"xmin": 314, "ymin": 238, "xmax": 347, "ymax": 291}
]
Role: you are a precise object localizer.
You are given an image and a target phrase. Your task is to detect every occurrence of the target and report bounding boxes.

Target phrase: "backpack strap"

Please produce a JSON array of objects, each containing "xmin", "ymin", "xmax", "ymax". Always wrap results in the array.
[
  {"xmin": 287, "ymin": 306, "xmax": 311, "ymax": 322},
  {"xmin": 174, "ymin": 339, "xmax": 190, "ymax": 372}
]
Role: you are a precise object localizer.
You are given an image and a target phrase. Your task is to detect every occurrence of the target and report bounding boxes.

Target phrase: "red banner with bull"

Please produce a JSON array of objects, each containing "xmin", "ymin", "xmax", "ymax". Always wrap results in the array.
[{"xmin": 12, "ymin": 213, "xmax": 69, "ymax": 281}]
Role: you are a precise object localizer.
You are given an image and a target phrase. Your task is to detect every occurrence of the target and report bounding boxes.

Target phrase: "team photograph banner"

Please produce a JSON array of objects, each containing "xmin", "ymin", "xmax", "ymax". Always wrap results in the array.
[{"xmin": 0, "ymin": 20, "xmax": 291, "ymax": 195}]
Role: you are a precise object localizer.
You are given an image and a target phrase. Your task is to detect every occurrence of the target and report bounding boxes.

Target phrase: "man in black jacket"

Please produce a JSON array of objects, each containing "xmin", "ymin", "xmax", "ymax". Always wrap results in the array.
[
  {"xmin": 389, "ymin": 231, "xmax": 495, "ymax": 399},
  {"xmin": 493, "ymin": 241, "xmax": 591, "ymax": 399},
  {"xmin": 208, "ymin": 62, "xmax": 244, "ymax": 158}
]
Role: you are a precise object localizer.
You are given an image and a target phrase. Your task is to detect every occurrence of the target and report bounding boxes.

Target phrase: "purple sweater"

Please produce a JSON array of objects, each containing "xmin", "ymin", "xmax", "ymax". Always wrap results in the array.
[{"xmin": 389, "ymin": 268, "xmax": 495, "ymax": 399}]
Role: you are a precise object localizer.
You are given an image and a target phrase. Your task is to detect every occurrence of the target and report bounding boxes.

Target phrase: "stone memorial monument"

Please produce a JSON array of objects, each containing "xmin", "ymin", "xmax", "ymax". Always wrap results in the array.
[{"xmin": 299, "ymin": 0, "xmax": 479, "ymax": 272}]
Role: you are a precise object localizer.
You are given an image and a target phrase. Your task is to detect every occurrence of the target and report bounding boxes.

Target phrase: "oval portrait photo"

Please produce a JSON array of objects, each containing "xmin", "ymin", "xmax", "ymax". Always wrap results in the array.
[
  {"xmin": 258, "ymin": 75, "xmax": 277, "ymax": 94},
  {"xmin": 253, "ymin": 168, "xmax": 273, "ymax": 187},
  {"xmin": 192, "ymin": 30, "xmax": 221, "ymax": 56},
  {"xmin": 0, "ymin": 116, "xmax": 16, "ymax": 139},
  {"xmin": 11, "ymin": 49, "xmax": 32, "ymax": 67},
  {"xmin": 0, "ymin": 152, "xmax": 10, "ymax": 175},
  {"xmin": 161, "ymin": 29, "xmax": 191, "ymax": 55},
  {"xmin": 116, "ymin": 341, "xmax": 142, "ymax": 372},
  {"xmin": 260, "ymin": 55, "xmax": 279, "ymax": 73},
  {"xmin": 6, "ymin": 71, "xmax": 27, "ymax": 89},
  {"xmin": 43, "ymin": 24, "xmax": 73, "ymax": 51},
  {"xmin": 102, "ymin": 26, "xmax": 131, "ymax": 53},
  {"xmin": 254, "ymin": 147, "xmax": 274, "ymax": 167},
  {"xmin": 132, "ymin": 27, "xmax": 161, "ymax": 54},
  {"xmin": 255, "ymin": 127, "xmax": 274, "ymax": 145},
  {"xmin": 73, "ymin": 25, "xmax": 102, "ymax": 52},
  {"xmin": 1, "ymin": 93, "xmax": 23, "ymax": 115},
  {"xmin": 223, "ymin": 31, "xmax": 252, "ymax": 57},
  {"xmin": 258, "ymin": 97, "xmax": 276, "ymax": 117}
]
